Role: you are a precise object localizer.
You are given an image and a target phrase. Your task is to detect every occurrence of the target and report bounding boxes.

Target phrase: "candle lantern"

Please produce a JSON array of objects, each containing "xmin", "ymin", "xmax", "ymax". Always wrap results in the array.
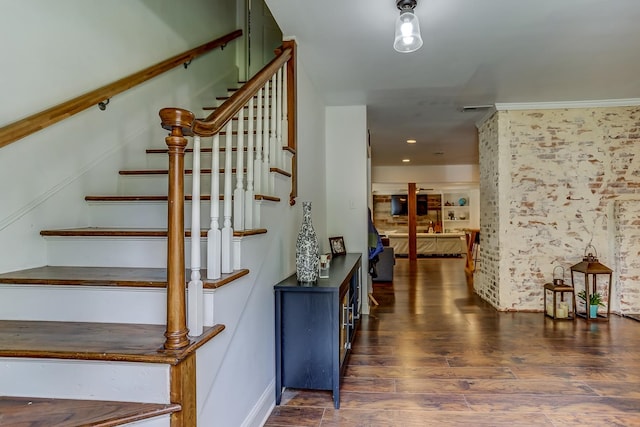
[
  {"xmin": 570, "ymin": 245, "xmax": 613, "ymax": 321},
  {"xmin": 543, "ymin": 266, "xmax": 576, "ymax": 320}
]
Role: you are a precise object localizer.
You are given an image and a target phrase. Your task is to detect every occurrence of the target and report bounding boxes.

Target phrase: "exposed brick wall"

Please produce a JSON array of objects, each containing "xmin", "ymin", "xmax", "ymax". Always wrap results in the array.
[
  {"xmin": 478, "ymin": 106, "xmax": 640, "ymax": 312},
  {"xmin": 614, "ymin": 200, "xmax": 640, "ymax": 314},
  {"xmin": 477, "ymin": 112, "xmax": 501, "ymax": 308}
]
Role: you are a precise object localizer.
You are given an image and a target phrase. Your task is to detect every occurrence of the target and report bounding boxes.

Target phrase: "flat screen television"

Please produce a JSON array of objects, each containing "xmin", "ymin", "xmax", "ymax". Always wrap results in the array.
[
  {"xmin": 391, "ymin": 195, "xmax": 431, "ymax": 216},
  {"xmin": 390, "ymin": 195, "xmax": 408, "ymax": 215}
]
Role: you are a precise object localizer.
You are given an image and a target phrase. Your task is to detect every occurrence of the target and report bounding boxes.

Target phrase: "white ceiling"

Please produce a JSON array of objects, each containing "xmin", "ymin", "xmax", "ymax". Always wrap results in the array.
[{"xmin": 265, "ymin": 0, "xmax": 640, "ymax": 166}]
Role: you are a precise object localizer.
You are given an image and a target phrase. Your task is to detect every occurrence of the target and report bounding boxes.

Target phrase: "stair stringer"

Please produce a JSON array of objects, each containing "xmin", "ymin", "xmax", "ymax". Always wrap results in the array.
[{"xmin": 193, "ymin": 174, "xmax": 299, "ymax": 427}]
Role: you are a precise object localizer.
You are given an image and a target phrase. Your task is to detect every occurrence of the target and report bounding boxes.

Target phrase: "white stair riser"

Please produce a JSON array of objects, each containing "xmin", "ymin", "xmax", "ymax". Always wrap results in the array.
[
  {"xmin": 0, "ymin": 358, "xmax": 169, "ymax": 403},
  {"xmin": 0, "ymin": 284, "xmax": 216, "ymax": 324},
  {"xmin": 0, "ymin": 285, "xmax": 165, "ymax": 323},
  {"xmin": 122, "ymin": 414, "xmax": 171, "ymax": 427},
  {"xmin": 144, "ymin": 151, "xmax": 260, "ymax": 170},
  {"xmin": 117, "ymin": 173, "xmax": 272, "ymax": 196},
  {"xmin": 118, "ymin": 175, "xmax": 219, "ymax": 196},
  {"xmin": 88, "ymin": 201, "xmax": 220, "ymax": 228},
  {"xmin": 122, "ymin": 416, "xmax": 170, "ymax": 427},
  {"xmin": 44, "ymin": 237, "xmax": 208, "ymax": 268}
]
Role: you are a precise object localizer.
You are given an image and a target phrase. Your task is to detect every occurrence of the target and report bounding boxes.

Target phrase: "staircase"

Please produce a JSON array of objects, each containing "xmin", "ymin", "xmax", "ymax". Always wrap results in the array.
[{"xmin": 0, "ymin": 42, "xmax": 298, "ymax": 426}]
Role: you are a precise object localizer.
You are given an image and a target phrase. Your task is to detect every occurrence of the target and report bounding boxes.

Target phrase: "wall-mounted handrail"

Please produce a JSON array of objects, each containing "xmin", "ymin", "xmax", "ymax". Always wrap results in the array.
[{"xmin": 0, "ymin": 29, "xmax": 242, "ymax": 150}]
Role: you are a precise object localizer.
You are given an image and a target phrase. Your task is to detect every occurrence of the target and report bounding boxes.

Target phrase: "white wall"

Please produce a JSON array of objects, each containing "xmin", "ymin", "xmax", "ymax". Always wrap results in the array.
[
  {"xmin": 372, "ymin": 164, "xmax": 479, "ymax": 186},
  {"xmin": 325, "ymin": 106, "xmax": 369, "ymax": 313},
  {"xmin": 294, "ymin": 59, "xmax": 328, "ymax": 250},
  {"xmin": 0, "ymin": 0, "xmax": 240, "ymax": 273}
]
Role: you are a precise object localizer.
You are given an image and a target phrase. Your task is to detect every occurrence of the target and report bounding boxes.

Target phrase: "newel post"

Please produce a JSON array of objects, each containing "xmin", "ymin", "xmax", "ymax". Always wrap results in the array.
[{"xmin": 159, "ymin": 107, "xmax": 194, "ymax": 350}]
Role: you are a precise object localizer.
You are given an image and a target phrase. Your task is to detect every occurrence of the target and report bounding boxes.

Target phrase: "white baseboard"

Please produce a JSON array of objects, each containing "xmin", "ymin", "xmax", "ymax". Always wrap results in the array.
[{"xmin": 241, "ymin": 378, "xmax": 275, "ymax": 427}]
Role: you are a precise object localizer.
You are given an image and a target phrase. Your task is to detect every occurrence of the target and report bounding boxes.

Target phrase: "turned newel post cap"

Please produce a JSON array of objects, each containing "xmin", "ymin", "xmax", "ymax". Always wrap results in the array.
[{"xmin": 159, "ymin": 108, "xmax": 195, "ymax": 135}]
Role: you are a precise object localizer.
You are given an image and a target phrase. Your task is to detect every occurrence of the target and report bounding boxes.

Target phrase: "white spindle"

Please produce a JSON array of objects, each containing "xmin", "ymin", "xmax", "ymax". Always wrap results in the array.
[
  {"xmin": 245, "ymin": 97, "xmax": 255, "ymax": 229},
  {"xmin": 262, "ymin": 80, "xmax": 270, "ymax": 195},
  {"xmin": 254, "ymin": 87, "xmax": 263, "ymax": 196},
  {"xmin": 269, "ymin": 74, "xmax": 278, "ymax": 194},
  {"xmin": 276, "ymin": 67, "xmax": 283, "ymax": 170},
  {"xmin": 222, "ymin": 121, "xmax": 234, "ymax": 273},
  {"xmin": 282, "ymin": 65, "xmax": 290, "ymax": 173},
  {"xmin": 233, "ymin": 236, "xmax": 242, "ymax": 271},
  {"xmin": 234, "ymin": 110, "xmax": 245, "ymax": 231},
  {"xmin": 207, "ymin": 134, "xmax": 221, "ymax": 280},
  {"xmin": 188, "ymin": 135, "xmax": 204, "ymax": 336}
]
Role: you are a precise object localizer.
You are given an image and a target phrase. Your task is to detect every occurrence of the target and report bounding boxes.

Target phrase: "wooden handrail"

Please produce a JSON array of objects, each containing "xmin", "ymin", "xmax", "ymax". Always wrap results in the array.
[
  {"xmin": 191, "ymin": 41, "xmax": 297, "ymax": 204},
  {"xmin": 0, "ymin": 29, "xmax": 242, "ymax": 150},
  {"xmin": 191, "ymin": 47, "xmax": 293, "ymax": 137}
]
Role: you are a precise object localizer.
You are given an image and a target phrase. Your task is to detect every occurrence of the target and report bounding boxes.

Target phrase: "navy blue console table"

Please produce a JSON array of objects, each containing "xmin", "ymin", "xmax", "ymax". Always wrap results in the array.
[{"xmin": 274, "ymin": 253, "xmax": 362, "ymax": 409}]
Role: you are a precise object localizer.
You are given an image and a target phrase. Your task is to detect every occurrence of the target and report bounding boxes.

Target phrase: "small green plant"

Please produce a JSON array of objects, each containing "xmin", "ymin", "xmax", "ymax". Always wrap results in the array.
[{"xmin": 577, "ymin": 290, "xmax": 605, "ymax": 307}]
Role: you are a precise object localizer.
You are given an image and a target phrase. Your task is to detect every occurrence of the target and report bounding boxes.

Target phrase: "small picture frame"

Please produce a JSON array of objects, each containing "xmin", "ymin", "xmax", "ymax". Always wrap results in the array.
[{"xmin": 329, "ymin": 236, "xmax": 346, "ymax": 257}]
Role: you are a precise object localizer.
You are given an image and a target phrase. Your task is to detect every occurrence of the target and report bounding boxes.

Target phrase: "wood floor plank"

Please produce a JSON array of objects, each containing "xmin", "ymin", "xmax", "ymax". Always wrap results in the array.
[
  {"xmin": 465, "ymin": 394, "xmax": 640, "ymax": 414},
  {"xmin": 344, "ymin": 365, "xmax": 516, "ymax": 380},
  {"xmin": 394, "ymin": 378, "xmax": 597, "ymax": 395},
  {"xmin": 347, "ymin": 353, "xmax": 449, "ymax": 367},
  {"xmin": 511, "ymin": 366, "xmax": 640, "ymax": 382},
  {"xmin": 546, "ymin": 413, "xmax": 640, "ymax": 427},
  {"xmin": 320, "ymin": 409, "xmax": 555, "ymax": 427},
  {"xmin": 585, "ymin": 380, "xmax": 640, "ymax": 398},
  {"xmin": 262, "ymin": 406, "xmax": 324, "ymax": 427},
  {"xmin": 340, "ymin": 377, "xmax": 396, "ymax": 393}
]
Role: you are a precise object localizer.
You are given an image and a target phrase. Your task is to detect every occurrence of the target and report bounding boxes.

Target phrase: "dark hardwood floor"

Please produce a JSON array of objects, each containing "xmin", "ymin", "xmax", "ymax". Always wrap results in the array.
[{"xmin": 265, "ymin": 257, "xmax": 640, "ymax": 426}]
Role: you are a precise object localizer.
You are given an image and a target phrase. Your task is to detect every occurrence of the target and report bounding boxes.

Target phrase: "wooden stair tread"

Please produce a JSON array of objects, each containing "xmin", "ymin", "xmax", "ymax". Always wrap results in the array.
[
  {"xmin": 0, "ymin": 396, "xmax": 179, "ymax": 427},
  {"xmin": 146, "ymin": 147, "xmax": 254, "ymax": 154},
  {"xmin": 84, "ymin": 194, "xmax": 281, "ymax": 202},
  {"xmin": 0, "ymin": 266, "xmax": 249, "ymax": 290},
  {"xmin": 119, "ymin": 167, "xmax": 291, "ymax": 177},
  {"xmin": 120, "ymin": 168, "xmax": 234, "ymax": 175},
  {"xmin": 39, "ymin": 227, "xmax": 268, "ymax": 238},
  {"xmin": 0, "ymin": 320, "xmax": 225, "ymax": 364}
]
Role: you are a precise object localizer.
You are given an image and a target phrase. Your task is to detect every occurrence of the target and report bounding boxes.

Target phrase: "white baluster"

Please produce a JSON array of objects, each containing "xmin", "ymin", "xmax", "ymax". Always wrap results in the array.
[
  {"xmin": 254, "ymin": 87, "xmax": 263, "ymax": 196},
  {"xmin": 234, "ymin": 110, "xmax": 245, "ymax": 231},
  {"xmin": 245, "ymin": 97, "xmax": 255, "ymax": 229},
  {"xmin": 188, "ymin": 135, "xmax": 204, "ymax": 336},
  {"xmin": 269, "ymin": 74, "xmax": 277, "ymax": 194},
  {"xmin": 207, "ymin": 134, "xmax": 221, "ymax": 280},
  {"xmin": 222, "ymin": 122, "xmax": 234, "ymax": 273},
  {"xmin": 282, "ymin": 65, "xmax": 290, "ymax": 173},
  {"xmin": 276, "ymin": 67, "xmax": 283, "ymax": 170},
  {"xmin": 262, "ymin": 79, "xmax": 270, "ymax": 195},
  {"xmin": 233, "ymin": 236, "xmax": 242, "ymax": 271}
]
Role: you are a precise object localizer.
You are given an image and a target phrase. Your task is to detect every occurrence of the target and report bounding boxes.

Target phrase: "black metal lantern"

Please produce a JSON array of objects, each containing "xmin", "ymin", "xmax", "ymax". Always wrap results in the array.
[{"xmin": 570, "ymin": 245, "xmax": 613, "ymax": 321}]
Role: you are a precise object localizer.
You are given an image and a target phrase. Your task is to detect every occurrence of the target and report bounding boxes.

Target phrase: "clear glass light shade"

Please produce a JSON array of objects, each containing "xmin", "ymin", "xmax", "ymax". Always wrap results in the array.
[{"xmin": 393, "ymin": 11, "xmax": 423, "ymax": 53}]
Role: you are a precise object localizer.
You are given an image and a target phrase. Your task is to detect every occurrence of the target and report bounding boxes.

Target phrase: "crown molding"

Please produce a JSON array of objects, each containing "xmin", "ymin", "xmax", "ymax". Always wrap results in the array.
[{"xmin": 494, "ymin": 98, "xmax": 640, "ymax": 111}]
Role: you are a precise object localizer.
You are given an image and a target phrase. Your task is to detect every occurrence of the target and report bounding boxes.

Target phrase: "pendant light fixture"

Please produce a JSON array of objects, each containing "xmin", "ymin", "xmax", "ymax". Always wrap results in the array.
[{"xmin": 393, "ymin": 0, "xmax": 423, "ymax": 53}]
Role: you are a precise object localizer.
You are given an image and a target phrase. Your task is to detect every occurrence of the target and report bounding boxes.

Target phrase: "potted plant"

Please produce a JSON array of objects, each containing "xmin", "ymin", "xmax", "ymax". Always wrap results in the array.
[{"xmin": 577, "ymin": 290, "xmax": 605, "ymax": 318}]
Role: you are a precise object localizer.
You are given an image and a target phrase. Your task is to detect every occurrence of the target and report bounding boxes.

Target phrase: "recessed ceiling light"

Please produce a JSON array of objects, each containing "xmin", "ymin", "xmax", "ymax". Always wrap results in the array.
[
  {"xmin": 406, "ymin": 139, "xmax": 416, "ymax": 144},
  {"xmin": 402, "ymin": 159, "xmax": 410, "ymax": 163}
]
